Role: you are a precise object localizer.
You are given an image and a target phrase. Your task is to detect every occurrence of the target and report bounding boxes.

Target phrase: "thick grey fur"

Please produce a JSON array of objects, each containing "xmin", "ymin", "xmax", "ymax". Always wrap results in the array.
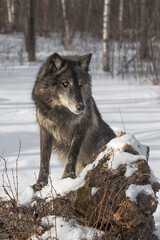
[{"xmin": 32, "ymin": 52, "xmax": 115, "ymax": 190}]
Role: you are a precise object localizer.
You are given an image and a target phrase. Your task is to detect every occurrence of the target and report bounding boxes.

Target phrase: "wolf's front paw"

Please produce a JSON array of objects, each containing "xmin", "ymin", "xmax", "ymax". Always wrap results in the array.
[
  {"xmin": 62, "ymin": 171, "xmax": 76, "ymax": 179},
  {"xmin": 62, "ymin": 162, "xmax": 76, "ymax": 179},
  {"xmin": 32, "ymin": 181, "xmax": 47, "ymax": 191}
]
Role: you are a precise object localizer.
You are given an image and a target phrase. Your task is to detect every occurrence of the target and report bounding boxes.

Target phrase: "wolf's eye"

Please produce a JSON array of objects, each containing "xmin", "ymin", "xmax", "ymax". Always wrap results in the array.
[
  {"xmin": 79, "ymin": 82, "xmax": 83, "ymax": 86},
  {"xmin": 63, "ymin": 82, "xmax": 69, "ymax": 87}
]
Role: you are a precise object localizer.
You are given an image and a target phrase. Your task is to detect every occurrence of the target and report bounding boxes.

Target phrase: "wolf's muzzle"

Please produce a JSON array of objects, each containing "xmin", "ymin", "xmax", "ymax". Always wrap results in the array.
[{"xmin": 76, "ymin": 102, "xmax": 85, "ymax": 112}]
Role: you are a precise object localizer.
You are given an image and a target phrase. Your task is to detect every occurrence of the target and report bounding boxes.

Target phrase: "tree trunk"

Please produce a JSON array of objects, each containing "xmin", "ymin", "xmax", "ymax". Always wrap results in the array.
[
  {"xmin": 140, "ymin": 0, "xmax": 149, "ymax": 60},
  {"xmin": 61, "ymin": 0, "xmax": 70, "ymax": 47},
  {"xmin": 13, "ymin": 0, "xmax": 20, "ymax": 31},
  {"xmin": 85, "ymin": 0, "xmax": 92, "ymax": 33},
  {"xmin": 119, "ymin": 0, "xmax": 123, "ymax": 45},
  {"xmin": 6, "ymin": 0, "xmax": 20, "ymax": 32},
  {"xmin": 103, "ymin": 0, "xmax": 110, "ymax": 72},
  {"xmin": 6, "ymin": 0, "xmax": 14, "ymax": 31},
  {"xmin": 24, "ymin": 0, "xmax": 36, "ymax": 62}
]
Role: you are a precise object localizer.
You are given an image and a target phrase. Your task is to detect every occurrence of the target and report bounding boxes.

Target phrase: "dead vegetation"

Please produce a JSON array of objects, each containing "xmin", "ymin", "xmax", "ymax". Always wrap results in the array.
[{"xmin": 0, "ymin": 133, "xmax": 160, "ymax": 239}]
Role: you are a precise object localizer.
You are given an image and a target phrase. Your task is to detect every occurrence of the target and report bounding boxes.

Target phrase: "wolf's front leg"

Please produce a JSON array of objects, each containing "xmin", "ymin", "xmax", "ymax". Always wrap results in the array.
[
  {"xmin": 32, "ymin": 126, "xmax": 53, "ymax": 191},
  {"xmin": 62, "ymin": 128, "xmax": 86, "ymax": 179}
]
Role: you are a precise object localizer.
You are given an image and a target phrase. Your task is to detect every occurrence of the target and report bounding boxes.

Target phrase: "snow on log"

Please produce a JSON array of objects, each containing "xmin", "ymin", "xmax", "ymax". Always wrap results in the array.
[{"xmin": 0, "ymin": 132, "xmax": 160, "ymax": 239}]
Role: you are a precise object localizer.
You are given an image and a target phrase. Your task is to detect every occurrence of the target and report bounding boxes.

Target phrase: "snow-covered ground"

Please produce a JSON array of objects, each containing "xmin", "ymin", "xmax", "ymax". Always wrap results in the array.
[{"xmin": 0, "ymin": 33, "xmax": 160, "ymax": 239}]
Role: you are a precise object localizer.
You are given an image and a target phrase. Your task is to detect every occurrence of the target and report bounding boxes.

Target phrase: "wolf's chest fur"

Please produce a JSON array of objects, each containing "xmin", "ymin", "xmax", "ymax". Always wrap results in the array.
[{"xmin": 36, "ymin": 108, "xmax": 84, "ymax": 146}]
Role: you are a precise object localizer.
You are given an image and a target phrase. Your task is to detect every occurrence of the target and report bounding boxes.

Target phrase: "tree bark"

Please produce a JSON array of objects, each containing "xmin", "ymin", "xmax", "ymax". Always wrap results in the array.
[
  {"xmin": 103, "ymin": 0, "xmax": 110, "ymax": 72},
  {"xmin": 61, "ymin": 0, "xmax": 70, "ymax": 47},
  {"xmin": 24, "ymin": 0, "xmax": 36, "ymax": 62},
  {"xmin": 119, "ymin": 0, "xmax": 123, "ymax": 45},
  {"xmin": 6, "ymin": 0, "xmax": 20, "ymax": 32},
  {"xmin": 140, "ymin": 0, "xmax": 149, "ymax": 60},
  {"xmin": 6, "ymin": 0, "xmax": 14, "ymax": 31},
  {"xmin": 85, "ymin": 0, "xmax": 92, "ymax": 33}
]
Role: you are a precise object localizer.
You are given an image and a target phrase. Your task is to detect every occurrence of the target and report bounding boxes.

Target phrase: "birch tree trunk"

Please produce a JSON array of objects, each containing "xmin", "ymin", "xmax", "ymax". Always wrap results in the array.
[
  {"xmin": 61, "ymin": 0, "xmax": 70, "ymax": 47},
  {"xmin": 24, "ymin": 0, "xmax": 36, "ymax": 62},
  {"xmin": 103, "ymin": 0, "xmax": 111, "ymax": 72}
]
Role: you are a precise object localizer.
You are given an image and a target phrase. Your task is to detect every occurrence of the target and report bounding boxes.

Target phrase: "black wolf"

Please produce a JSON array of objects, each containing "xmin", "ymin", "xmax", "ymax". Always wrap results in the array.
[{"xmin": 32, "ymin": 52, "xmax": 115, "ymax": 190}]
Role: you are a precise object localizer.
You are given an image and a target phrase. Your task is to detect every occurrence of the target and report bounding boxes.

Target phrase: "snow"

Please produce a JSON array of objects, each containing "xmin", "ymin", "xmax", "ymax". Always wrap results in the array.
[
  {"xmin": 0, "ymin": 33, "xmax": 160, "ymax": 239},
  {"xmin": 106, "ymin": 133, "xmax": 148, "ymax": 177},
  {"xmin": 35, "ymin": 176, "xmax": 86, "ymax": 202},
  {"xmin": 126, "ymin": 184, "xmax": 156, "ymax": 203},
  {"xmin": 32, "ymin": 216, "xmax": 103, "ymax": 240},
  {"xmin": 107, "ymin": 133, "xmax": 148, "ymax": 156},
  {"xmin": 91, "ymin": 187, "xmax": 100, "ymax": 196},
  {"xmin": 124, "ymin": 164, "xmax": 138, "ymax": 177},
  {"xmin": 107, "ymin": 151, "xmax": 146, "ymax": 169}
]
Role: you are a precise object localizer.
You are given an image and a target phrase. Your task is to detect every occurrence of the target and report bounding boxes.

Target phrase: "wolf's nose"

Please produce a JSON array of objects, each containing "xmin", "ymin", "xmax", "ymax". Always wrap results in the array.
[{"xmin": 76, "ymin": 102, "xmax": 85, "ymax": 112}]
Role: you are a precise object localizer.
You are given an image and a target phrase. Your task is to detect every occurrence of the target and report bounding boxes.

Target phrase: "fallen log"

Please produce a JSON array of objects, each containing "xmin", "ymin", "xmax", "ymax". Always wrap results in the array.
[{"xmin": 0, "ymin": 132, "xmax": 160, "ymax": 239}]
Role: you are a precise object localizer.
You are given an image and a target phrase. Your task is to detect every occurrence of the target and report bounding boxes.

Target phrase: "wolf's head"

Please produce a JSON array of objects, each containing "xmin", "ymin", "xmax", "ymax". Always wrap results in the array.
[{"xmin": 33, "ymin": 53, "xmax": 92, "ymax": 115}]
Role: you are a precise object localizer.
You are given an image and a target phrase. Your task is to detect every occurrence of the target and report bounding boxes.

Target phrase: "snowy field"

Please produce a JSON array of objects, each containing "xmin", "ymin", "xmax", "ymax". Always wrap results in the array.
[{"xmin": 0, "ymin": 34, "xmax": 160, "ymax": 239}]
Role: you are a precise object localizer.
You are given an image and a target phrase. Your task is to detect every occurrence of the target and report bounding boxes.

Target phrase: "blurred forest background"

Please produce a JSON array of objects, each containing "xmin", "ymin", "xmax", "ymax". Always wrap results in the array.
[{"xmin": 0, "ymin": 0, "xmax": 160, "ymax": 84}]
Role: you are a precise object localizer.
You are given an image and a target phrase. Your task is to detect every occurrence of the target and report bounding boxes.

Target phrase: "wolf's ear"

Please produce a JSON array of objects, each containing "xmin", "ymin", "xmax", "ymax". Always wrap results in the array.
[
  {"xmin": 48, "ymin": 53, "xmax": 64, "ymax": 71},
  {"xmin": 79, "ymin": 53, "xmax": 92, "ymax": 71}
]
